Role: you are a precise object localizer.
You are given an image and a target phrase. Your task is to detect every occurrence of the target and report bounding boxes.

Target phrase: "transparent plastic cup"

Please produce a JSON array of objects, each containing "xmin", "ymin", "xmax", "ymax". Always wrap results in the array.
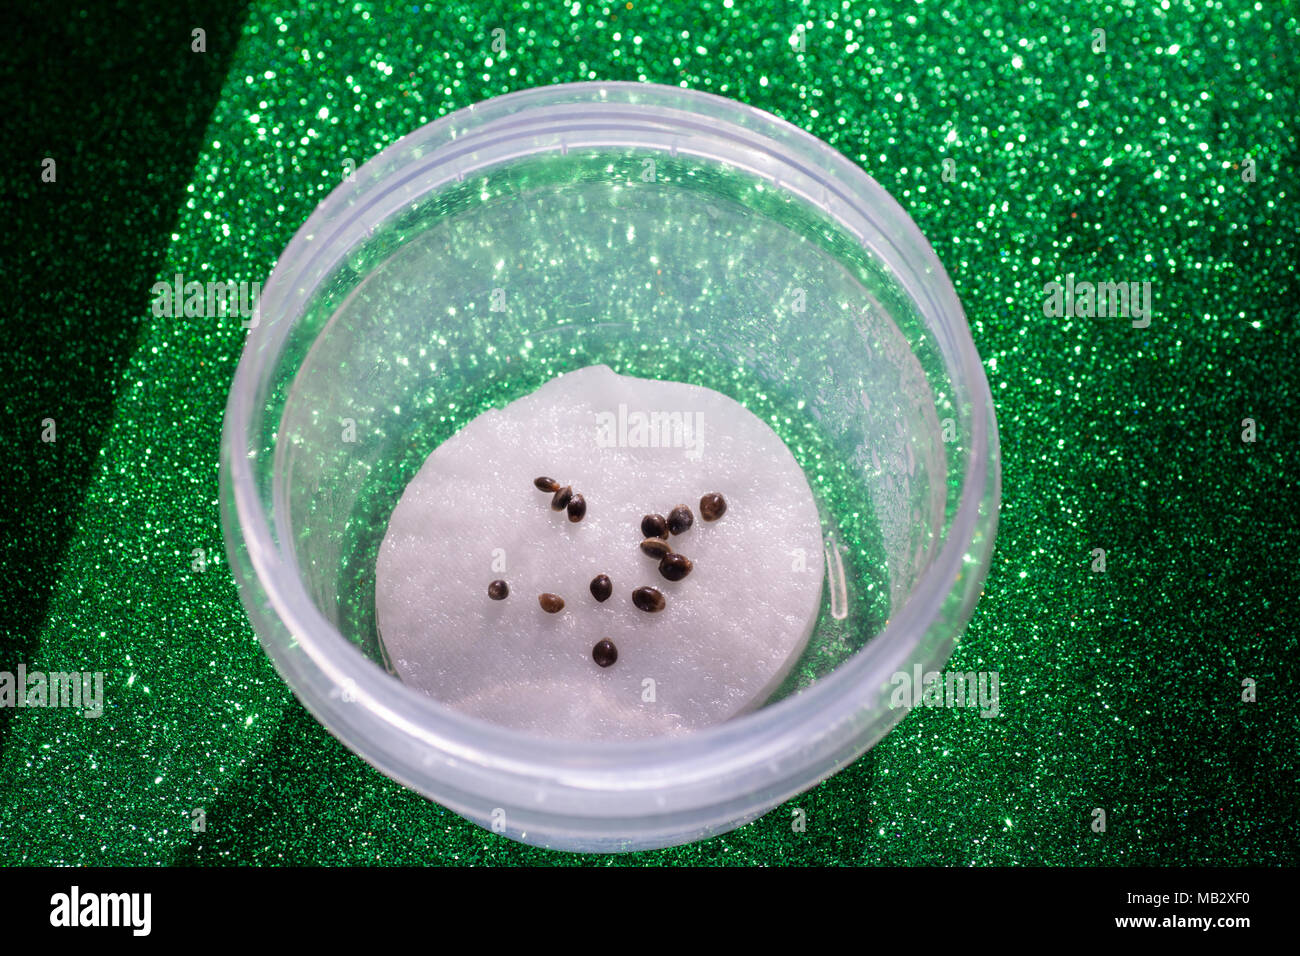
[{"xmin": 220, "ymin": 82, "xmax": 1000, "ymax": 852}]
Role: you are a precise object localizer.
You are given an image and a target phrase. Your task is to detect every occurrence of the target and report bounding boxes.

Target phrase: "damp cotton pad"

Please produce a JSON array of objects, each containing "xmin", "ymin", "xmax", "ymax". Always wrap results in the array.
[{"xmin": 375, "ymin": 364, "xmax": 824, "ymax": 740}]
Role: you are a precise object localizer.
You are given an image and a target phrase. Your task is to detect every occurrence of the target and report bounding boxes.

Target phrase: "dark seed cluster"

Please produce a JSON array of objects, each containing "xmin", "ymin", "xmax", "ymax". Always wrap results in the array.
[
  {"xmin": 536, "ymin": 476, "xmax": 587, "ymax": 522},
  {"xmin": 631, "ymin": 492, "xmax": 726, "ymax": 610},
  {"xmin": 496, "ymin": 483, "xmax": 730, "ymax": 664}
]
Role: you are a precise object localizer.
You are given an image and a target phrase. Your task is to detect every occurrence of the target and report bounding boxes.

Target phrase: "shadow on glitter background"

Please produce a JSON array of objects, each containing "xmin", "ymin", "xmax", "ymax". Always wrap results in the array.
[{"xmin": 0, "ymin": 1, "xmax": 253, "ymax": 757}]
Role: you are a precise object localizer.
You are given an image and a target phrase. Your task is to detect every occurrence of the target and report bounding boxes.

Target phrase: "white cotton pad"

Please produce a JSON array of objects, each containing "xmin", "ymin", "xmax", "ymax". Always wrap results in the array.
[{"xmin": 375, "ymin": 364, "xmax": 824, "ymax": 740}]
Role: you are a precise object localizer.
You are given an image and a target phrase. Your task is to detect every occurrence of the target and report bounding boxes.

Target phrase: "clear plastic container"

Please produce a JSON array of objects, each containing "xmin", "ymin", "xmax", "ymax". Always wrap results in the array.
[{"xmin": 220, "ymin": 82, "xmax": 1000, "ymax": 852}]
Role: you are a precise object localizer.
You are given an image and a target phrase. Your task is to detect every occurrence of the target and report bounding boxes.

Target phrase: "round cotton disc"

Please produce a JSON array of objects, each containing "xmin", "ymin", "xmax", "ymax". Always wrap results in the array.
[{"xmin": 375, "ymin": 364, "xmax": 823, "ymax": 740}]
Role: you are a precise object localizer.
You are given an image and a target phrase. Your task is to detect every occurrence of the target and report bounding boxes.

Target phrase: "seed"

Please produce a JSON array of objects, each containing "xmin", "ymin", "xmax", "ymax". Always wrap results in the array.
[
  {"xmin": 534, "ymin": 476, "xmax": 560, "ymax": 492},
  {"xmin": 567, "ymin": 493, "xmax": 587, "ymax": 522},
  {"xmin": 641, "ymin": 513, "xmax": 668, "ymax": 539},
  {"xmin": 659, "ymin": 553, "xmax": 693, "ymax": 582},
  {"xmin": 589, "ymin": 574, "xmax": 612, "ymax": 602},
  {"xmin": 538, "ymin": 593, "xmax": 565, "ymax": 613},
  {"xmin": 550, "ymin": 485, "xmax": 573, "ymax": 511},
  {"xmin": 667, "ymin": 504, "xmax": 694, "ymax": 535},
  {"xmin": 699, "ymin": 492, "xmax": 727, "ymax": 522},
  {"xmin": 487, "ymin": 579, "xmax": 509, "ymax": 600},
  {"xmin": 639, "ymin": 537, "xmax": 673, "ymax": 559},
  {"xmin": 592, "ymin": 638, "xmax": 618, "ymax": 668},
  {"xmin": 632, "ymin": 586, "xmax": 666, "ymax": 613}
]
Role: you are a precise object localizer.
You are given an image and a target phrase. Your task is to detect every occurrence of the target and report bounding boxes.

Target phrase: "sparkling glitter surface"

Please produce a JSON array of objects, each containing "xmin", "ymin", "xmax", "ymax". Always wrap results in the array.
[{"xmin": 2, "ymin": 2, "xmax": 1297, "ymax": 864}]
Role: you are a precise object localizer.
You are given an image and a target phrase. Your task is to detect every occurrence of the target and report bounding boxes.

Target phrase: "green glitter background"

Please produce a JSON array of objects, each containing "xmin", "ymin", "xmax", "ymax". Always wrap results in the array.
[{"xmin": 2, "ymin": 0, "xmax": 1297, "ymax": 864}]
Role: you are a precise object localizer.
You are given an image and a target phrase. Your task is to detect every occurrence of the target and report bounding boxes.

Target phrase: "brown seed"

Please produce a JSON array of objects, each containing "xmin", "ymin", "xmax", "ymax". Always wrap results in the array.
[
  {"xmin": 538, "ymin": 593, "xmax": 565, "ymax": 613},
  {"xmin": 659, "ymin": 553, "xmax": 693, "ymax": 582},
  {"xmin": 632, "ymin": 586, "xmax": 666, "ymax": 613},
  {"xmin": 639, "ymin": 538, "xmax": 673, "ymax": 559},
  {"xmin": 667, "ymin": 504, "xmax": 694, "ymax": 535},
  {"xmin": 534, "ymin": 476, "xmax": 560, "ymax": 492},
  {"xmin": 640, "ymin": 513, "xmax": 669, "ymax": 539},
  {"xmin": 567, "ymin": 493, "xmax": 587, "ymax": 522},
  {"xmin": 487, "ymin": 579, "xmax": 509, "ymax": 600},
  {"xmin": 589, "ymin": 574, "xmax": 612, "ymax": 602},
  {"xmin": 592, "ymin": 638, "xmax": 618, "ymax": 668},
  {"xmin": 550, "ymin": 485, "xmax": 573, "ymax": 511},
  {"xmin": 699, "ymin": 492, "xmax": 727, "ymax": 522}
]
